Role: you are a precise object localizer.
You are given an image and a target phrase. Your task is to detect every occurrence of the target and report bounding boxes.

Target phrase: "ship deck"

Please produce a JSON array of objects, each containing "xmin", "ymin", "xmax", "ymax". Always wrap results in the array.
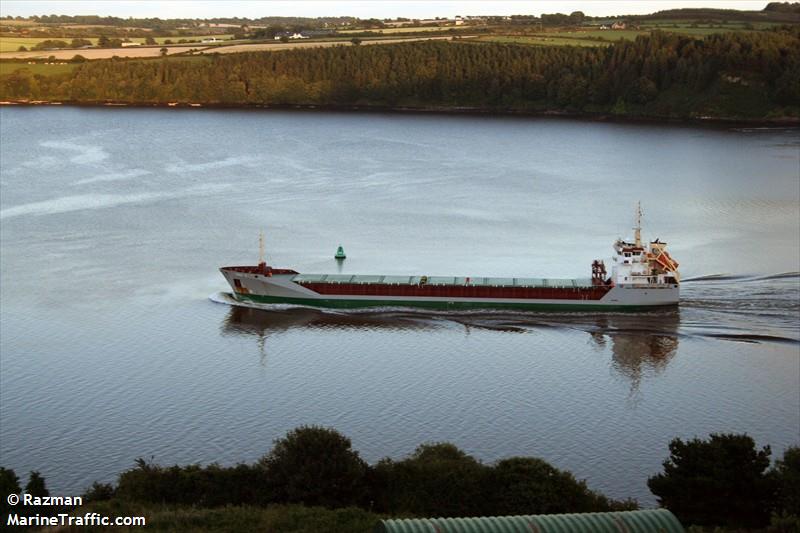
[{"xmin": 292, "ymin": 273, "xmax": 596, "ymax": 289}]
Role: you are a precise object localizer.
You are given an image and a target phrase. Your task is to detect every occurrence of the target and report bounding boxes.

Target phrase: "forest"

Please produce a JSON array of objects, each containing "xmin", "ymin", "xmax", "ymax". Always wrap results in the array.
[{"xmin": 1, "ymin": 27, "xmax": 798, "ymax": 121}]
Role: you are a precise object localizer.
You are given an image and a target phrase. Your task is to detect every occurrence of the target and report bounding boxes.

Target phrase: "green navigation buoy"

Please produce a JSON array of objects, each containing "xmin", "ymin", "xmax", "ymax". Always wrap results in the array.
[{"xmin": 335, "ymin": 245, "xmax": 346, "ymax": 260}]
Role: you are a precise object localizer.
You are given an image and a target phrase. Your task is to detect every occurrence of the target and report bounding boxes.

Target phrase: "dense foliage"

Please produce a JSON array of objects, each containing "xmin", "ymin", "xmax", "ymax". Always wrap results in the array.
[
  {"xmin": 647, "ymin": 433, "xmax": 775, "ymax": 528},
  {"xmin": 1, "ymin": 28, "xmax": 797, "ymax": 120},
  {"xmin": 258, "ymin": 426, "xmax": 369, "ymax": 508},
  {"xmin": 772, "ymin": 446, "xmax": 800, "ymax": 523},
  {"xmin": 2, "ymin": 430, "xmax": 799, "ymax": 530},
  {"xmin": 111, "ymin": 427, "xmax": 627, "ymax": 516}
]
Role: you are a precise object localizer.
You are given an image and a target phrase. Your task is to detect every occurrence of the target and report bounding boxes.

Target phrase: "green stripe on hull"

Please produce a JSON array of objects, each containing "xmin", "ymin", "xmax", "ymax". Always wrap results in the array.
[{"xmin": 233, "ymin": 293, "xmax": 667, "ymax": 313}]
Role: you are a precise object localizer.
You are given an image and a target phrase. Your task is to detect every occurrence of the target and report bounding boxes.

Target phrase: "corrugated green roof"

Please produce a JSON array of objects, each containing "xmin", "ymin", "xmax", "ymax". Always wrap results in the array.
[{"xmin": 375, "ymin": 509, "xmax": 683, "ymax": 533}]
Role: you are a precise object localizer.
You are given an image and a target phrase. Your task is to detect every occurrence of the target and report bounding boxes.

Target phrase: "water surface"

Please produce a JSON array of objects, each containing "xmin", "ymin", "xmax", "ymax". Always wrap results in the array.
[{"xmin": 1, "ymin": 107, "xmax": 798, "ymax": 506}]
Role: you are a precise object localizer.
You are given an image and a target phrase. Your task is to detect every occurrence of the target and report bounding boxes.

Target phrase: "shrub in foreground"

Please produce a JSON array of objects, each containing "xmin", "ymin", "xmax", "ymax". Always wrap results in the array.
[
  {"xmin": 648, "ymin": 433, "xmax": 773, "ymax": 528},
  {"xmin": 486, "ymin": 457, "xmax": 636, "ymax": 515},
  {"xmin": 116, "ymin": 459, "xmax": 268, "ymax": 507},
  {"xmin": 371, "ymin": 442, "xmax": 489, "ymax": 516},
  {"xmin": 259, "ymin": 426, "xmax": 368, "ymax": 508},
  {"xmin": 771, "ymin": 446, "xmax": 800, "ymax": 525}
]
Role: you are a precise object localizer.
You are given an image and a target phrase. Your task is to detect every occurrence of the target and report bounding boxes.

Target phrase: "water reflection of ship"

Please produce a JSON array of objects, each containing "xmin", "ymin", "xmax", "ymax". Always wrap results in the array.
[
  {"xmin": 221, "ymin": 302, "xmax": 680, "ymax": 389},
  {"xmin": 588, "ymin": 310, "xmax": 680, "ymax": 396},
  {"xmin": 221, "ymin": 304, "xmax": 442, "ymax": 362}
]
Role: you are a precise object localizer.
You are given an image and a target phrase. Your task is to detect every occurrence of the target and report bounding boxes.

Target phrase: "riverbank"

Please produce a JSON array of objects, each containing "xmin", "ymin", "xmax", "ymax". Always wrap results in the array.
[
  {"xmin": 2, "ymin": 33, "xmax": 797, "ymax": 127},
  {"xmin": 2, "ymin": 99, "xmax": 798, "ymax": 128}
]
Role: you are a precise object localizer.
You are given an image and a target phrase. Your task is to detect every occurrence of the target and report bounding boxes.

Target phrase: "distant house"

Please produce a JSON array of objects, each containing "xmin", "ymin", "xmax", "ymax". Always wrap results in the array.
[
  {"xmin": 201, "ymin": 37, "xmax": 219, "ymax": 43},
  {"xmin": 120, "ymin": 42, "xmax": 141, "ymax": 47},
  {"xmin": 273, "ymin": 31, "xmax": 310, "ymax": 40},
  {"xmin": 455, "ymin": 15, "xmax": 464, "ymax": 26},
  {"xmin": 611, "ymin": 21, "xmax": 627, "ymax": 30}
]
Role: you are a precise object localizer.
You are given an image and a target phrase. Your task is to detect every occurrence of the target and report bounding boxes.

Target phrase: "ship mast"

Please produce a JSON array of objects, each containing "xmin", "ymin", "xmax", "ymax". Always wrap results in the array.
[
  {"xmin": 258, "ymin": 230, "xmax": 266, "ymax": 267},
  {"xmin": 634, "ymin": 201, "xmax": 643, "ymax": 247}
]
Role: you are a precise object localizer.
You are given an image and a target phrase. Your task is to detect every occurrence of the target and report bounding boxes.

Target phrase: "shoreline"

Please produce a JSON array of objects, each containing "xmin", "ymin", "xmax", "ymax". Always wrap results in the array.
[{"xmin": 1, "ymin": 99, "xmax": 798, "ymax": 128}]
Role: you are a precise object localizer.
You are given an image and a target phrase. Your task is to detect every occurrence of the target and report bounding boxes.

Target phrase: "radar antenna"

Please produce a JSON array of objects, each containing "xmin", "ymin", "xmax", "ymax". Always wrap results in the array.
[{"xmin": 634, "ymin": 201, "xmax": 643, "ymax": 247}]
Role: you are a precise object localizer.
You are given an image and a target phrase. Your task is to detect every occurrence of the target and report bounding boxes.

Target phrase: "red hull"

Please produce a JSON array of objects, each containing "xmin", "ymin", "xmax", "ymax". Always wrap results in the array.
[{"xmin": 297, "ymin": 282, "xmax": 611, "ymax": 301}]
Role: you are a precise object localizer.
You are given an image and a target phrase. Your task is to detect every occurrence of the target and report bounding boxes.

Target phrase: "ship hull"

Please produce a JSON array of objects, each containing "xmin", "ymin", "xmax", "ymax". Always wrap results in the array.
[
  {"xmin": 230, "ymin": 292, "xmax": 664, "ymax": 312},
  {"xmin": 220, "ymin": 269, "xmax": 679, "ymax": 312}
]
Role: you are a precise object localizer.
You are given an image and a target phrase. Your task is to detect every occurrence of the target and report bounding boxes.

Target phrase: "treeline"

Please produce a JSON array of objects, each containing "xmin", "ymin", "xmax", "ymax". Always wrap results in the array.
[
  {"xmin": 1, "ymin": 29, "xmax": 798, "ymax": 120},
  {"xmin": 640, "ymin": 6, "xmax": 800, "ymax": 22},
  {"xmin": 0, "ymin": 426, "xmax": 631, "ymax": 525},
  {"xmin": 8, "ymin": 15, "xmax": 358, "ymax": 29},
  {"xmin": 1, "ymin": 428, "xmax": 798, "ymax": 530},
  {"xmin": 96, "ymin": 427, "xmax": 632, "ymax": 516}
]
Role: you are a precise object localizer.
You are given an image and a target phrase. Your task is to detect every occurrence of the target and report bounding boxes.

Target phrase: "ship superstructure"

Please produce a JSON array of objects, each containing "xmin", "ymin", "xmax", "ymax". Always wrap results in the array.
[{"xmin": 220, "ymin": 205, "xmax": 679, "ymax": 312}]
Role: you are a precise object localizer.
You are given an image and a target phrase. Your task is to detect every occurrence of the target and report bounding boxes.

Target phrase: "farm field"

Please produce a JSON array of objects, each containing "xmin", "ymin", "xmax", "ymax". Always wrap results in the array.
[
  {"xmin": 0, "ymin": 45, "xmax": 208, "ymax": 60},
  {"xmin": 0, "ymin": 61, "xmax": 78, "ymax": 76},
  {"xmin": 647, "ymin": 26, "xmax": 759, "ymax": 36},
  {"xmin": 210, "ymin": 35, "xmax": 463, "ymax": 54},
  {"xmin": 0, "ymin": 35, "xmax": 234, "ymax": 52},
  {"xmin": 339, "ymin": 26, "xmax": 459, "ymax": 34},
  {"xmin": 0, "ymin": 35, "xmax": 466, "ymax": 59},
  {"xmin": 473, "ymin": 35, "xmax": 611, "ymax": 47},
  {"xmin": 538, "ymin": 29, "xmax": 647, "ymax": 40}
]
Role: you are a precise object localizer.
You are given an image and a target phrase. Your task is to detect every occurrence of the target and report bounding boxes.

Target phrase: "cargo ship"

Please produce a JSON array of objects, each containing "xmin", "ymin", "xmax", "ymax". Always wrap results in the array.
[{"xmin": 220, "ymin": 206, "xmax": 680, "ymax": 312}]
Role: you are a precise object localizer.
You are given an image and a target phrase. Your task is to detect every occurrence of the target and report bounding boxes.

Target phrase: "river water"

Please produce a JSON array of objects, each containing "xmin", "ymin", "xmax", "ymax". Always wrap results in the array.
[{"xmin": 1, "ymin": 107, "xmax": 798, "ymax": 506}]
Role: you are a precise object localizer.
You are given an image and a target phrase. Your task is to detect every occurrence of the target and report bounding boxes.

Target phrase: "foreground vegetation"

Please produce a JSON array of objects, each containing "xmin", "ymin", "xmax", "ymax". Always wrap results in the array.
[
  {"xmin": 1, "ymin": 428, "xmax": 798, "ymax": 532},
  {"xmin": 0, "ymin": 27, "xmax": 797, "ymax": 121}
]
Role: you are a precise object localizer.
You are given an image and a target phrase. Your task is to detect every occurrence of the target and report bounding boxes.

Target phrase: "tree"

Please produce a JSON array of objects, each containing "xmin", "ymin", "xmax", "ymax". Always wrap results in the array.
[
  {"xmin": 647, "ymin": 433, "xmax": 773, "ymax": 528},
  {"xmin": 351, "ymin": 37, "xmax": 362, "ymax": 46},
  {"xmin": 97, "ymin": 35, "xmax": 110, "ymax": 47},
  {"xmin": 371, "ymin": 442, "xmax": 489, "ymax": 516},
  {"xmin": 32, "ymin": 40, "xmax": 69, "ymax": 51},
  {"xmin": 279, "ymin": 35, "xmax": 290, "ymax": 43},
  {"xmin": 70, "ymin": 38, "xmax": 92, "ymax": 48},
  {"xmin": 145, "ymin": 36, "xmax": 156, "ymax": 45},
  {"xmin": 160, "ymin": 47, "xmax": 168, "ymax": 56},
  {"xmin": 569, "ymin": 11, "xmax": 586, "ymax": 24},
  {"xmin": 259, "ymin": 426, "xmax": 368, "ymax": 508},
  {"xmin": 70, "ymin": 55, "xmax": 88, "ymax": 63},
  {"xmin": 772, "ymin": 446, "xmax": 800, "ymax": 519},
  {"xmin": 486, "ymin": 457, "xmax": 630, "ymax": 515},
  {"xmin": 25, "ymin": 471, "xmax": 48, "ymax": 497},
  {"xmin": 0, "ymin": 467, "xmax": 21, "ymax": 517},
  {"xmin": 82, "ymin": 481, "xmax": 115, "ymax": 502}
]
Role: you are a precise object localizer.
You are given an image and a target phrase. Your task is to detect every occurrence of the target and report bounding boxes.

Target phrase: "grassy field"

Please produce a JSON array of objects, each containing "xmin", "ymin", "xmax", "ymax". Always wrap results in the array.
[
  {"xmin": 0, "ymin": 61, "xmax": 78, "ymax": 76},
  {"xmin": 0, "ymin": 36, "xmax": 91, "ymax": 52},
  {"xmin": 540, "ymin": 29, "xmax": 647, "ymax": 40},
  {"xmin": 339, "ymin": 26, "xmax": 457, "ymax": 34},
  {"xmin": 473, "ymin": 35, "xmax": 611, "ymax": 47},
  {"xmin": 0, "ymin": 35, "xmax": 234, "ymax": 52}
]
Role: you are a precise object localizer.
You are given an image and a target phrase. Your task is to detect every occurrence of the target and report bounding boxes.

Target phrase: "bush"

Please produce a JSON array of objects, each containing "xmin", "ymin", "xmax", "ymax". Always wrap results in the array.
[
  {"xmin": 83, "ymin": 481, "xmax": 115, "ymax": 502},
  {"xmin": 772, "ymin": 446, "xmax": 800, "ymax": 520},
  {"xmin": 116, "ymin": 458, "xmax": 269, "ymax": 507},
  {"xmin": 648, "ymin": 433, "xmax": 774, "ymax": 528},
  {"xmin": 0, "ymin": 467, "xmax": 21, "ymax": 518},
  {"xmin": 32, "ymin": 40, "xmax": 68, "ymax": 51},
  {"xmin": 70, "ymin": 38, "xmax": 92, "ymax": 48},
  {"xmin": 259, "ymin": 426, "xmax": 368, "ymax": 508},
  {"xmin": 371, "ymin": 442, "xmax": 489, "ymax": 516},
  {"xmin": 486, "ymin": 457, "xmax": 633, "ymax": 515},
  {"xmin": 25, "ymin": 471, "xmax": 48, "ymax": 497}
]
